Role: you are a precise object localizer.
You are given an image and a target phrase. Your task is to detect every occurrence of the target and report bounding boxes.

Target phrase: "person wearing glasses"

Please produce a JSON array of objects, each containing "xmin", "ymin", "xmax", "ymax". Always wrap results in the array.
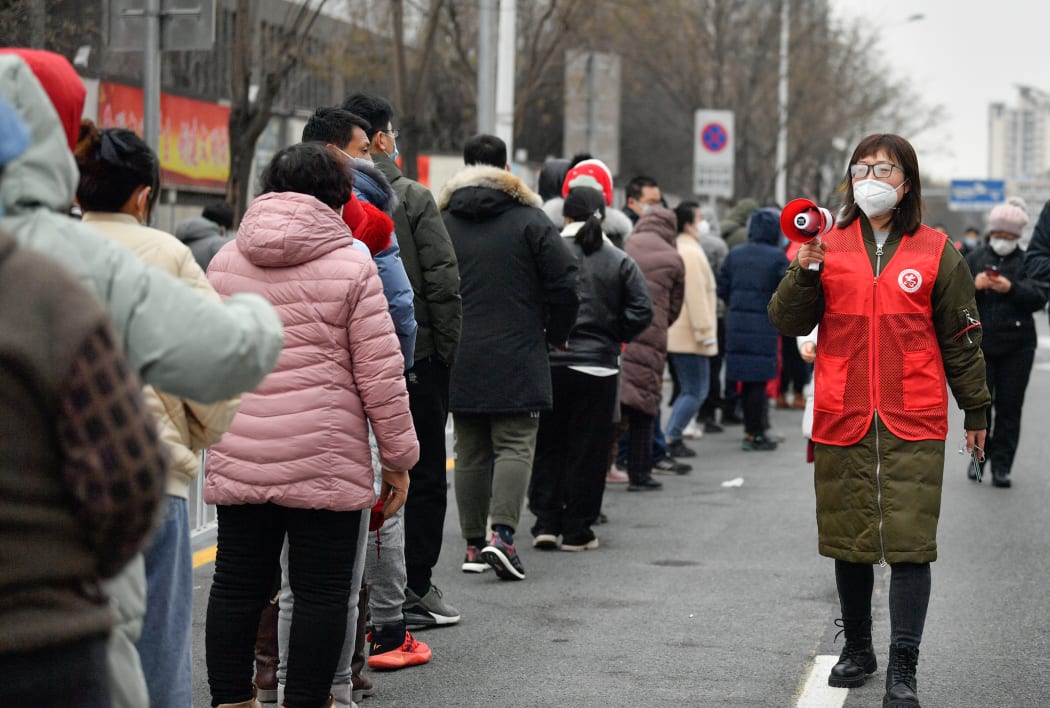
[
  {"xmin": 342, "ymin": 92, "xmax": 464, "ymax": 629},
  {"xmin": 769, "ymin": 134, "xmax": 989, "ymax": 708}
]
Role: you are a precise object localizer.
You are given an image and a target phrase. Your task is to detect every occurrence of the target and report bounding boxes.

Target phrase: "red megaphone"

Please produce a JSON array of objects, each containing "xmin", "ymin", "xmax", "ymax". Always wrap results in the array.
[{"xmin": 781, "ymin": 198, "xmax": 834, "ymax": 244}]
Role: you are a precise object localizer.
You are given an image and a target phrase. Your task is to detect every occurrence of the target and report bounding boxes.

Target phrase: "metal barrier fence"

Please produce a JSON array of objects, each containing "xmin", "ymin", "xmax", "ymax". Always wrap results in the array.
[{"xmin": 190, "ymin": 452, "xmax": 216, "ymax": 537}]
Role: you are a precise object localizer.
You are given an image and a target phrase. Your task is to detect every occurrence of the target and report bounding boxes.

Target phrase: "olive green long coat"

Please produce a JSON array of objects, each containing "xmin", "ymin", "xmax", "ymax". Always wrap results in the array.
[{"xmin": 768, "ymin": 218, "xmax": 990, "ymax": 564}]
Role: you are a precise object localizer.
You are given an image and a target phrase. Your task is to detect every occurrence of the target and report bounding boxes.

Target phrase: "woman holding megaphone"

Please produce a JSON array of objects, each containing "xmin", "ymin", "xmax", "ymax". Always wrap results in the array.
[{"xmin": 768, "ymin": 133, "xmax": 990, "ymax": 708}]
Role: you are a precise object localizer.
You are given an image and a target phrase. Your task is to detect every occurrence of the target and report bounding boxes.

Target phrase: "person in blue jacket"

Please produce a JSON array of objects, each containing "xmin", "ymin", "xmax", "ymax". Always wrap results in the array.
[{"xmin": 716, "ymin": 207, "xmax": 789, "ymax": 450}]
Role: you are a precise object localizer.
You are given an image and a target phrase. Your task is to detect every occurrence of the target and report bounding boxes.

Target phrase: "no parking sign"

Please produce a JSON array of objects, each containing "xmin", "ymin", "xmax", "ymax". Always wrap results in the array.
[{"xmin": 693, "ymin": 109, "xmax": 734, "ymax": 198}]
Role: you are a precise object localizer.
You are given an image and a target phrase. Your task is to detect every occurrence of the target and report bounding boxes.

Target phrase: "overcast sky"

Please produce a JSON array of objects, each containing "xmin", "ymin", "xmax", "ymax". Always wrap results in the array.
[{"xmin": 827, "ymin": 0, "xmax": 1046, "ymax": 183}]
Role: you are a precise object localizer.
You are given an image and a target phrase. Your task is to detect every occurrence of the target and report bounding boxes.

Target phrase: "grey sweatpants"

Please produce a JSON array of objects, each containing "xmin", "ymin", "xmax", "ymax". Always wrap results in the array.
[{"xmin": 365, "ymin": 506, "xmax": 407, "ymax": 628}]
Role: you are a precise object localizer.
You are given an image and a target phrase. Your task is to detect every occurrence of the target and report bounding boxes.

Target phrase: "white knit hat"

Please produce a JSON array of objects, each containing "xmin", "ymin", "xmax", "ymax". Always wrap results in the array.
[{"xmin": 987, "ymin": 201, "xmax": 1028, "ymax": 236}]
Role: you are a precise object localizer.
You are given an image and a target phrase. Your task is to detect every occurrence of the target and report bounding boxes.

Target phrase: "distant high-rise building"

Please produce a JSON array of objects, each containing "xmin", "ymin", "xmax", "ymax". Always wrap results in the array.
[{"xmin": 988, "ymin": 86, "xmax": 1050, "ymax": 180}]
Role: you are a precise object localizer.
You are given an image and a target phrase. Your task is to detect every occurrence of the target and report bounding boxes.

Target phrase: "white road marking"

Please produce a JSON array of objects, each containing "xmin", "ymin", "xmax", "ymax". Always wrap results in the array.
[{"xmin": 795, "ymin": 654, "xmax": 848, "ymax": 708}]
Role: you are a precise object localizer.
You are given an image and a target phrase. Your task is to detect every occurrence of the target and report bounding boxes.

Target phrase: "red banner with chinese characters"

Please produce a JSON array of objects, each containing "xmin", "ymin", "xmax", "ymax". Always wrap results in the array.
[{"xmin": 97, "ymin": 82, "xmax": 230, "ymax": 190}]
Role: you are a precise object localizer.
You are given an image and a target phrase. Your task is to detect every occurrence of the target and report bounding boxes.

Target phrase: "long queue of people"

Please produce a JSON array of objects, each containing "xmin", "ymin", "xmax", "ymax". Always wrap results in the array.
[{"xmin": 3, "ymin": 46, "xmax": 1049, "ymax": 708}]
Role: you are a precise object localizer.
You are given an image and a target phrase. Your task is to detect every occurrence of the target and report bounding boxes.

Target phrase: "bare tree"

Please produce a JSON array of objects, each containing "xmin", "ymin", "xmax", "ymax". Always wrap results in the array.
[
  {"xmin": 226, "ymin": 0, "xmax": 329, "ymax": 221},
  {"xmin": 390, "ymin": 0, "xmax": 447, "ymax": 180}
]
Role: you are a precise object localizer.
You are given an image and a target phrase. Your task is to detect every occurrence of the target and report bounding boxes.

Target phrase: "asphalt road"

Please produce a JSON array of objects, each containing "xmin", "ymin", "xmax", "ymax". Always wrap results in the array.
[{"xmin": 190, "ymin": 328, "xmax": 1050, "ymax": 707}]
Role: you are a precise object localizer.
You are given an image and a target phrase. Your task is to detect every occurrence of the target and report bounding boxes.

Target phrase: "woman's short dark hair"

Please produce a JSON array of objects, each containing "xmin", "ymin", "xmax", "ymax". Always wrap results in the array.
[
  {"xmin": 675, "ymin": 200, "xmax": 700, "ymax": 233},
  {"xmin": 260, "ymin": 142, "xmax": 353, "ymax": 210},
  {"xmin": 74, "ymin": 120, "xmax": 159, "ymax": 213},
  {"xmin": 838, "ymin": 133, "xmax": 923, "ymax": 234}
]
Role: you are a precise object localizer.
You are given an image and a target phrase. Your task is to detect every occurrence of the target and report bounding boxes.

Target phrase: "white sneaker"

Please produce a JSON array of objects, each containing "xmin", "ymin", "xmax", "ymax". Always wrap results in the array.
[{"xmin": 682, "ymin": 420, "xmax": 704, "ymax": 440}]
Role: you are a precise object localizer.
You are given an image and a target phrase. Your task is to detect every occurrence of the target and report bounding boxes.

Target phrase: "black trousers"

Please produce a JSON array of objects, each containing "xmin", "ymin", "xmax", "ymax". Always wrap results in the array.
[
  {"xmin": 206, "ymin": 503, "xmax": 361, "ymax": 708},
  {"xmin": 984, "ymin": 347, "xmax": 1035, "ymax": 476},
  {"xmin": 530, "ymin": 368, "xmax": 619, "ymax": 535},
  {"xmin": 699, "ymin": 317, "xmax": 727, "ymax": 421},
  {"xmin": 741, "ymin": 381, "xmax": 768, "ymax": 436},
  {"xmin": 835, "ymin": 559, "xmax": 931, "ymax": 648},
  {"xmin": 779, "ymin": 334, "xmax": 809, "ymax": 396},
  {"xmin": 622, "ymin": 405, "xmax": 656, "ymax": 483},
  {"xmin": 5, "ymin": 634, "xmax": 109, "ymax": 707},
  {"xmin": 403, "ymin": 357, "xmax": 451, "ymax": 596}
]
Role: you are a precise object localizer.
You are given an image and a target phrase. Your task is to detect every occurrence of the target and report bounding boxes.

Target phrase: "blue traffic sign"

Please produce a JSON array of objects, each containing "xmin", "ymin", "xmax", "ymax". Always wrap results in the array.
[{"xmin": 949, "ymin": 179, "xmax": 1005, "ymax": 211}]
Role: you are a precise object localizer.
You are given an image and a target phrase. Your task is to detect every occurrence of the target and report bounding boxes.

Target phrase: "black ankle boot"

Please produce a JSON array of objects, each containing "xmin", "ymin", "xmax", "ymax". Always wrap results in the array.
[
  {"xmin": 883, "ymin": 643, "xmax": 920, "ymax": 707},
  {"xmin": 828, "ymin": 617, "xmax": 877, "ymax": 688}
]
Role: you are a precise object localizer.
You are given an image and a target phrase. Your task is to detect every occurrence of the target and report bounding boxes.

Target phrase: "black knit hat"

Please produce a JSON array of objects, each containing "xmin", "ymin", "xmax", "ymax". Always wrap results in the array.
[{"xmin": 563, "ymin": 186, "xmax": 605, "ymax": 223}]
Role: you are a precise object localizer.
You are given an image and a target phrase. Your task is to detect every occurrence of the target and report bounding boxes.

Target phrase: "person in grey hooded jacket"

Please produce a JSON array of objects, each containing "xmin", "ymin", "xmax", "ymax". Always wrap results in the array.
[
  {"xmin": 0, "ymin": 50, "xmax": 283, "ymax": 404},
  {"xmin": 174, "ymin": 201, "xmax": 233, "ymax": 272}
]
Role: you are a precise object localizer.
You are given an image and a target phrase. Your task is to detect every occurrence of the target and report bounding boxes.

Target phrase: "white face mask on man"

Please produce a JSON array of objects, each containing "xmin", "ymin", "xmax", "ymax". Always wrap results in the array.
[
  {"xmin": 696, "ymin": 220, "xmax": 711, "ymax": 238},
  {"xmin": 853, "ymin": 179, "xmax": 907, "ymax": 219}
]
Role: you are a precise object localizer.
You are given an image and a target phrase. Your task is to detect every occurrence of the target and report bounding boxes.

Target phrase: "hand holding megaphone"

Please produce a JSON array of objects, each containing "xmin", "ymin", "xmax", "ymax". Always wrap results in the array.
[{"xmin": 781, "ymin": 198, "xmax": 834, "ymax": 271}]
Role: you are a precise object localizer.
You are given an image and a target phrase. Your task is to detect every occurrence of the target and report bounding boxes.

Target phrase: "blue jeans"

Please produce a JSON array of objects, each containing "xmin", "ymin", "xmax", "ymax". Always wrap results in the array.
[
  {"xmin": 136, "ymin": 496, "xmax": 193, "ymax": 708},
  {"xmin": 665, "ymin": 354, "xmax": 711, "ymax": 442}
]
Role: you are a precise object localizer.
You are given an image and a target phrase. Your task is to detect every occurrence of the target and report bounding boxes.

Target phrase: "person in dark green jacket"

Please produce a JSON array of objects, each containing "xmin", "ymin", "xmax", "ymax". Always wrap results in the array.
[
  {"xmin": 769, "ymin": 134, "xmax": 990, "ymax": 708},
  {"xmin": 343, "ymin": 93, "xmax": 464, "ymax": 626}
]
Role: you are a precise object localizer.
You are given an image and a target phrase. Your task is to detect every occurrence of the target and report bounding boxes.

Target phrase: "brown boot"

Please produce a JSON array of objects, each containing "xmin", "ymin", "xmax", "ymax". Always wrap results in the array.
[
  {"xmin": 351, "ymin": 586, "xmax": 376, "ymax": 702},
  {"xmin": 791, "ymin": 395, "xmax": 807, "ymax": 410},
  {"xmin": 254, "ymin": 596, "xmax": 280, "ymax": 703},
  {"xmin": 775, "ymin": 394, "xmax": 790, "ymax": 409}
]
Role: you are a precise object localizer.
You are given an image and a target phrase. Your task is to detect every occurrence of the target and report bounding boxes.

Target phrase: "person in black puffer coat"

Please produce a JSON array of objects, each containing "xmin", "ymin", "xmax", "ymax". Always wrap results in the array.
[
  {"xmin": 529, "ymin": 186, "xmax": 652, "ymax": 549},
  {"xmin": 717, "ymin": 207, "xmax": 788, "ymax": 449},
  {"xmin": 965, "ymin": 199, "xmax": 1048, "ymax": 487},
  {"xmin": 440, "ymin": 134, "xmax": 579, "ymax": 581}
]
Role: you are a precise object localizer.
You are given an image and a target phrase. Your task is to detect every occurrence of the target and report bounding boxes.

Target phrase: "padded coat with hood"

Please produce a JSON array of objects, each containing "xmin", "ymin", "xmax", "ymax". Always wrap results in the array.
[
  {"xmin": 717, "ymin": 208, "xmax": 788, "ymax": 382},
  {"xmin": 174, "ymin": 216, "xmax": 231, "ymax": 272},
  {"xmin": 0, "ymin": 51, "xmax": 282, "ymax": 404},
  {"xmin": 440, "ymin": 165, "xmax": 579, "ymax": 413},
  {"xmin": 620, "ymin": 207, "xmax": 685, "ymax": 416},
  {"xmin": 348, "ymin": 158, "xmax": 417, "ymax": 368},
  {"xmin": 373, "ymin": 151, "xmax": 462, "ymax": 366},
  {"xmin": 205, "ymin": 192, "xmax": 419, "ymax": 511}
]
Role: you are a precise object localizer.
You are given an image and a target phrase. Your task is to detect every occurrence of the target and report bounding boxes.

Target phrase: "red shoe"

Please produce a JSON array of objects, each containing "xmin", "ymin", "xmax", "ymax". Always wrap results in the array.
[{"xmin": 367, "ymin": 631, "xmax": 432, "ymax": 670}]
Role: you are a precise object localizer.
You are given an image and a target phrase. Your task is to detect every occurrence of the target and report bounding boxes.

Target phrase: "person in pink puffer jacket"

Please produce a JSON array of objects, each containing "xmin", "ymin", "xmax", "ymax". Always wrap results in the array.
[{"xmin": 204, "ymin": 143, "xmax": 419, "ymax": 708}]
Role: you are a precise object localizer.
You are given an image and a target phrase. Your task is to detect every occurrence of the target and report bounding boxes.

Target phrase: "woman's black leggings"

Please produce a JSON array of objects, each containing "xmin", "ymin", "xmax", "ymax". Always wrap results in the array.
[{"xmin": 835, "ymin": 559, "xmax": 931, "ymax": 648}]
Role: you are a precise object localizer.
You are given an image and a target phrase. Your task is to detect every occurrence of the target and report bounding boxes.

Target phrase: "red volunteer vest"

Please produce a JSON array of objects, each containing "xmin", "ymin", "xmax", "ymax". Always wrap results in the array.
[{"xmin": 813, "ymin": 222, "xmax": 948, "ymax": 446}]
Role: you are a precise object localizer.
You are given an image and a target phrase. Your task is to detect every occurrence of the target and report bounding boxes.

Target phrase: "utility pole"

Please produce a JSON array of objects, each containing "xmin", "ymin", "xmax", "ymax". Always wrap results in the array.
[
  {"xmin": 477, "ymin": 0, "xmax": 497, "ymax": 135},
  {"xmin": 143, "ymin": 0, "xmax": 161, "ymax": 154},
  {"xmin": 493, "ymin": 0, "xmax": 515, "ymax": 158},
  {"xmin": 775, "ymin": 0, "xmax": 788, "ymax": 207}
]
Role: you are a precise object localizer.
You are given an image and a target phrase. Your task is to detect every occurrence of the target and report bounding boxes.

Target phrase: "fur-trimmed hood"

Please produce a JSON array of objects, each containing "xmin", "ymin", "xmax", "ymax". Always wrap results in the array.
[{"xmin": 438, "ymin": 165, "xmax": 542, "ymax": 216}]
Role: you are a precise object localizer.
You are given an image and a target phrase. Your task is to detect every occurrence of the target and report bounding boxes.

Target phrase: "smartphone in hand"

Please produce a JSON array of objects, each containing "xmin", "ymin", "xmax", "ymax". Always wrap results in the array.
[{"xmin": 985, "ymin": 265, "xmax": 1000, "ymax": 278}]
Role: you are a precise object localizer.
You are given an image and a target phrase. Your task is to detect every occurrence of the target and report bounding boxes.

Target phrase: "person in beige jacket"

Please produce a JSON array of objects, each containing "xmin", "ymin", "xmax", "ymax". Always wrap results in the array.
[
  {"xmin": 74, "ymin": 121, "xmax": 239, "ymax": 708},
  {"xmin": 665, "ymin": 201, "xmax": 719, "ymax": 458}
]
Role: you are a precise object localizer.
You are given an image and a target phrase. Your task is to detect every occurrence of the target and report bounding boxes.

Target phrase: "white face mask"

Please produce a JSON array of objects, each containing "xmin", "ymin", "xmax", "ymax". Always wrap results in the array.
[
  {"xmin": 696, "ymin": 220, "xmax": 711, "ymax": 238},
  {"xmin": 989, "ymin": 237, "xmax": 1019, "ymax": 256},
  {"xmin": 853, "ymin": 178, "xmax": 906, "ymax": 219}
]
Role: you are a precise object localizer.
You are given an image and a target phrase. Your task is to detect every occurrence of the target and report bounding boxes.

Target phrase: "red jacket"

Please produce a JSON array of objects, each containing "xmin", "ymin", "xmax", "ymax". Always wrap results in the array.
[{"xmin": 813, "ymin": 222, "xmax": 948, "ymax": 445}]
